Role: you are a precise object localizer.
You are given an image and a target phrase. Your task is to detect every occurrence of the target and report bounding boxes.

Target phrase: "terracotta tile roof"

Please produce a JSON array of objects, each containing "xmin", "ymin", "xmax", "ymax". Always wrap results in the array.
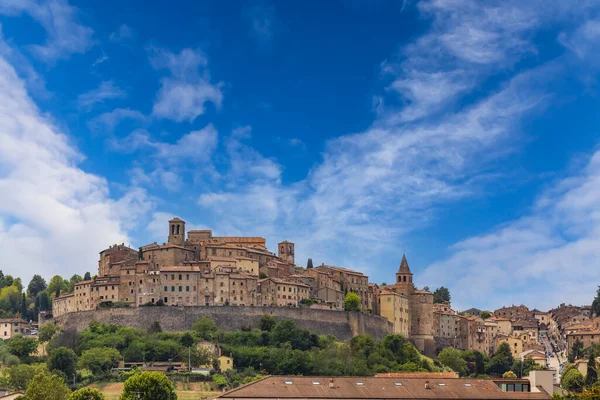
[
  {"xmin": 160, "ymin": 266, "xmax": 203, "ymax": 272},
  {"xmin": 0, "ymin": 318, "xmax": 28, "ymax": 324},
  {"xmin": 73, "ymin": 280, "xmax": 94, "ymax": 286},
  {"xmin": 217, "ymin": 376, "xmax": 550, "ymax": 399},
  {"xmin": 208, "ymin": 256, "xmax": 239, "ymax": 262},
  {"xmin": 375, "ymin": 372, "xmax": 459, "ymax": 379}
]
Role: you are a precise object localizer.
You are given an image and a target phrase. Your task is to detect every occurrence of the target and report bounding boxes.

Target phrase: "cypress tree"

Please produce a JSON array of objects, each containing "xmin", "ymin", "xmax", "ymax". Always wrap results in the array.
[
  {"xmin": 586, "ymin": 352, "xmax": 598, "ymax": 386},
  {"xmin": 307, "ymin": 258, "xmax": 313, "ymax": 269}
]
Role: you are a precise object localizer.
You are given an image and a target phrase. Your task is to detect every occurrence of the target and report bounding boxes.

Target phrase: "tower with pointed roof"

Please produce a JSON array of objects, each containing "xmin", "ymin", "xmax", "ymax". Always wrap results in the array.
[{"xmin": 396, "ymin": 254, "xmax": 413, "ymax": 287}]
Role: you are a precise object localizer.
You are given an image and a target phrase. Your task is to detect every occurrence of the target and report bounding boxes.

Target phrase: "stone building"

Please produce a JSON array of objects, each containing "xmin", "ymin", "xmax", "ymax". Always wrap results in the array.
[
  {"xmin": 382, "ymin": 254, "xmax": 435, "ymax": 356},
  {"xmin": 378, "ymin": 289, "xmax": 410, "ymax": 337},
  {"xmin": 257, "ymin": 277, "xmax": 310, "ymax": 307},
  {"xmin": 313, "ymin": 264, "xmax": 371, "ymax": 311},
  {"xmin": 0, "ymin": 318, "xmax": 30, "ymax": 340}
]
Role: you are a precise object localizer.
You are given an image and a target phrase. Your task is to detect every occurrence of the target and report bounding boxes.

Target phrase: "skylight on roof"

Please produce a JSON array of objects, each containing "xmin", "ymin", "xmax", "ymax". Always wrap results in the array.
[
  {"xmin": 438, "ymin": 383, "xmax": 446, "ymax": 386},
  {"xmin": 284, "ymin": 381, "xmax": 293, "ymax": 385},
  {"xmin": 464, "ymin": 383, "xmax": 472, "ymax": 387},
  {"xmin": 312, "ymin": 382, "xmax": 320, "ymax": 385},
  {"xmin": 394, "ymin": 382, "xmax": 403, "ymax": 386},
  {"xmin": 356, "ymin": 382, "xmax": 365, "ymax": 386}
]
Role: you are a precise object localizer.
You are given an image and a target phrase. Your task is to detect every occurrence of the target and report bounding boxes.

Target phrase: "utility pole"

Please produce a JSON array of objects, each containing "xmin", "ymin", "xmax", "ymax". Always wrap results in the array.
[{"xmin": 188, "ymin": 346, "xmax": 191, "ymax": 372}]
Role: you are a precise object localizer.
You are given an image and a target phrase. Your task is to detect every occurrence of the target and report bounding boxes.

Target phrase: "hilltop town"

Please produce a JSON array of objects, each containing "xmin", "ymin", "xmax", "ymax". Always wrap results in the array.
[{"xmin": 49, "ymin": 217, "xmax": 599, "ymax": 368}]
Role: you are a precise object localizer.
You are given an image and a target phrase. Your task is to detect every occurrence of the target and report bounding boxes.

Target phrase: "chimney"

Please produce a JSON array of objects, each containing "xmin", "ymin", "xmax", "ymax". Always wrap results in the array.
[
  {"xmin": 329, "ymin": 379, "xmax": 335, "ymax": 388},
  {"xmin": 425, "ymin": 381, "xmax": 430, "ymax": 389}
]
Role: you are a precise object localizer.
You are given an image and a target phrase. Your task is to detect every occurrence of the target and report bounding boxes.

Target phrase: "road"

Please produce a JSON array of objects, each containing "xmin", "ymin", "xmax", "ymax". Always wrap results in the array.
[{"xmin": 540, "ymin": 332, "xmax": 562, "ymax": 383}]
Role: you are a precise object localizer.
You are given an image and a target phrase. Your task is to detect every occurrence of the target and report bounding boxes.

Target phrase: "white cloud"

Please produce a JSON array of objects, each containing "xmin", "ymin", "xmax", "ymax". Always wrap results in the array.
[
  {"xmin": 109, "ymin": 24, "xmax": 134, "ymax": 42},
  {"xmin": 77, "ymin": 80, "xmax": 126, "ymax": 111},
  {"xmin": 91, "ymin": 53, "xmax": 108, "ymax": 67},
  {"xmin": 149, "ymin": 47, "xmax": 223, "ymax": 122},
  {"xmin": 0, "ymin": 54, "xmax": 152, "ymax": 284},
  {"xmin": 245, "ymin": 3, "xmax": 275, "ymax": 45},
  {"xmin": 0, "ymin": 0, "xmax": 93, "ymax": 62},
  {"xmin": 421, "ymin": 150, "xmax": 600, "ymax": 311},
  {"xmin": 87, "ymin": 108, "xmax": 148, "ymax": 134}
]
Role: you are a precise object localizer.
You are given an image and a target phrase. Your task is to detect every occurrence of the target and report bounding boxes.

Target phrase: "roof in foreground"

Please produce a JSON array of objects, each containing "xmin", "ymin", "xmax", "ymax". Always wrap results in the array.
[{"xmin": 217, "ymin": 376, "xmax": 551, "ymax": 399}]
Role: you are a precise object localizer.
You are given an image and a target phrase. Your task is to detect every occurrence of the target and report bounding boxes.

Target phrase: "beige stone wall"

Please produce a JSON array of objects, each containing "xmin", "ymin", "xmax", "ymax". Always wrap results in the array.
[
  {"xmin": 119, "ymin": 268, "xmax": 137, "ymax": 303},
  {"xmin": 236, "ymin": 258, "xmax": 259, "ymax": 276},
  {"xmin": 379, "ymin": 292, "xmax": 410, "ymax": 337},
  {"xmin": 143, "ymin": 246, "xmax": 195, "ymax": 268},
  {"xmin": 52, "ymin": 294, "xmax": 74, "ymax": 318},
  {"xmin": 74, "ymin": 281, "xmax": 94, "ymax": 311}
]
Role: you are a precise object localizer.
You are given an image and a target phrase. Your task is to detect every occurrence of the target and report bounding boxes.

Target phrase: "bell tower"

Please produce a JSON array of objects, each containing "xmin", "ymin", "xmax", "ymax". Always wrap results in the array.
[
  {"xmin": 396, "ymin": 253, "xmax": 413, "ymax": 286},
  {"xmin": 278, "ymin": 241, "xmax": 295, "ymax": 264},
  {"xmin": 168, "ymin": 217, "xmax": 185, "ymax": 246}
]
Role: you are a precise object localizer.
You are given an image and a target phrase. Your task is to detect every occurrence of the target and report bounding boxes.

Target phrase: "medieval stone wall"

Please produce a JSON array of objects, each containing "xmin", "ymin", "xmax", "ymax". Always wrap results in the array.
[{"xmin": 53, "ymin": 306, "xmax": 393, "ymax": 341}]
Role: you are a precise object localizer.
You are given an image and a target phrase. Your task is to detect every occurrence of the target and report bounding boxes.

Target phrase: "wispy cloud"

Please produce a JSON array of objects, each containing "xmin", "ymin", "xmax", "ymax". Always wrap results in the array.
[
  {"xmin": 87, "ymin": 108, "xmax": 149, "ymax": 134},
  {"xmin": 0, "ymin": 54, "xmax": 152, "ymax": 283},
  {"xmin": 109, "ymin": 24, "xmax": 134, "ymax": 42},
  {"xmin": 77, "ymin": 80, "xmax": 126, "ymax": 111},
  {"xmin": 244, "ymin": 3, "xmax": 275, "ymax": 45},
  {"xmin": 0, "ymin": 0, "xmax": 93, "ymax": 62},
  {"xmin": 149, "ymin": 47, "xmax": 223, "ymax": 122},
  {"xmin": 92, "ymin": 53, "xmax": 108, "ymax": 67}
]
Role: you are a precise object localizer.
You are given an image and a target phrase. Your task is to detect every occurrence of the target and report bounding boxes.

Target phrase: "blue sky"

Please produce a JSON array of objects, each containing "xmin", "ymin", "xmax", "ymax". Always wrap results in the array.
[{"xmin": 1, "ymin": 0, "xmax": 600, "ymax": 311}]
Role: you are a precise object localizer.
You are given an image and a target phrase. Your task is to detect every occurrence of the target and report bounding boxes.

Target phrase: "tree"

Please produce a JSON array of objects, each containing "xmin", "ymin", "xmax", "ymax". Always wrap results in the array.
[
  {"xmin": 83, "ymin": 272, "xmax": 91, "ymax": 281},
  {"xmin": 27, "ymin": 275, "xmax": 47, "ymax": 297},
  {"xmin": 438, "ymin": 347, "xmax": 467, "ymax": 376},
  {"xmin": 423, "ymin": 286, "xmax": 430, "ymax": 292},
  {"xmin": 138, "ymin": 247, "xmax": 144, "ymax": 261},
  {"xmin": 306, "ymin": 258, "xmax": 313, "ymax": 269},
  {"xmin": 561, "ymin": 366, "xmax": 585, "ymax": 393},
  {"xmin": 38, "ymin": 322, "xmax": 62, "ymax": 343},
  {"xmin": 503, "ymin": 371, "xmax": 517, "ymax": 379},
  {"xmin": 48, "ymin": 347, "xmax": 78, "ymax": 379},
  {"xmin": 259, "ymin": 315, "xmax": 276, "ymax": 332},
  {"xmin": 79, "ymin": 347, "xmax": 121, "ymax": 375},
  {"xmin": 5, "ymin": 363, "xmax": 47, "ymax": 391},
  {"xmin": 586, "ymin": 352, "xmax": 597, "ymax": 386},
  {"xmin": 180, "ymin": 332, "xmax": 194, "ymax": 348},
  {"xmin": 70, "ymin": 387, "xmax": 105, "ymax": 400},
  {"xmin": 432, "ymin": 287, "xmax": 451, "ymax": 304},
  {"xmin": 480, "ymin": 311, "xmax": 492, "ymax": 320},
  {"xmin": 148, "ymin": 321, "xmax": 162, "ymax": 334},
  {"xmin": 37, "ymin": 290, "xmax": 51, "ymax": 311},
  {"xmin": 24, "ymin": 370, "xmax": 70, "ymax": 400},
  {"xmin": 344, "ymin": 292, "xmax": 361, "ymax": 312},
  {"xmin": 9, "ymin": 335, "xmax": 37, "ymax": 359},
  {"xmin": 193, "ymin": 316, "xmax": 217, "ymax": 340},
  {"xmin": 120, "ymin": 371, "xmax": 177, "ymax": 400},
  {"xmin": 570, "ymin": 339, "xmax": 584, "ymax": 362},
  {"xmin": 486, "ymin": 342, "xmax": 514, "ymax": 376},
  {"xmin": 48, "ymin": 276, "xmax": 68, "ymax": 297},
  {"xmin": 592, "ymin": 286, "xmax": 600, "ymax": 317}
]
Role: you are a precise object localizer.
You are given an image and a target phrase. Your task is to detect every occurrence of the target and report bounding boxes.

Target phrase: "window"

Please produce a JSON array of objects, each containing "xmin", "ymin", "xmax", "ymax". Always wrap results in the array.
[
  {"xmin": 186, "ymin": 286, "xmax": 189, "ymax": 292},
  {"xmin": 186, "ymin": 274, "xmax": 189, "ymax": 280},
  {"xmin": 178, "ymin": 286, "xmax": 182, "ymax": 292},
  {"xmin": 164, "ymin": 297, "xmax": 168, "ymax": 303},
  {"xmin": 171, "ymin": 286, "xmax": 175, "ymax": 292},
  {"xmin": 394, "ymin": 383, "xmax": 403, "ymax": 386},
  {"xmin": 164, "ymin": 286, "xmax": 168, "ymax": 292},
  {"xmin": 171, "ymin": 274, "xmax": 175, "ymax": 280}
]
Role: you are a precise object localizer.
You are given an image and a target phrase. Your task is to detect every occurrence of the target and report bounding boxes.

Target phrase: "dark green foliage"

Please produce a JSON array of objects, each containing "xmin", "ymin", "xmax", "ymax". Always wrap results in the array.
[
  {"xmin": 180, "ymin": 332, "xmax": 194, "ymax": 348},
  {"xmin": 148, "ymin": 321, "xmax": 162, "ymax": 334},
  {"xmin": 83, "ymin": 272, "xmax": 92, "ymax": 281},
  {"xmin": 259, "ymin": 315, "xmax": 276, "ymax": 331},
  {"xmin": 480, "ymin": 311, "xmax": 492, "ymax": 319},
  {"xmin": 193, "ymin": 316, "xmax": 217, "ymax": 340},
  {"xmin": 27, "ymin": 275, "xmax": 47, "ymax": 297},
  {"xmin": 9, "ymin": 335, "xmax": 37, "ymax": 359},
  {"xmin": 570, "ymin": 339, "xmax": 584, "ymax": 363},
  {"xmin": 432, "ymin": 287, "xmax": 451, "ymax": 304},
  {"xmin": 307, "ymin": 258, "xmax": 313, "ymax": 269},
  {"xmin": 592, "ymin": 286, "xmax": 600, "ymax": 318},
  {"xmin": 485, "ymin": 342, "xmax": 514, "ymax": 376},
  {"xmin": 586, "ymin": 352, "xmax": 597, "ymax": 386},
  {"xmin": 120, "ymin": 371, "xmax": 177, "ymax": 400},
  {"xmin": 138, "ymin": 247, "xmax": 144, "ymax": 261},
  {"xmin": 48, "ymin": 347, "xmax": 78, "ymax": 378},
  {"xmin": 70, "ymin": 387, "xmax": 105, "ymax": 400},
  {"xmin": 343, "ymin": 292, "xmax": 361, "ymax": 311}
]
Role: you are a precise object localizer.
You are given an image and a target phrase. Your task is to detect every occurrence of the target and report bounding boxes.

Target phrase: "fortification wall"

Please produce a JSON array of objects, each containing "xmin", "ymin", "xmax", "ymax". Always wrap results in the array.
[{"xmin": 53, "ymin": 306, "xmax": 392, "ymax": 340}]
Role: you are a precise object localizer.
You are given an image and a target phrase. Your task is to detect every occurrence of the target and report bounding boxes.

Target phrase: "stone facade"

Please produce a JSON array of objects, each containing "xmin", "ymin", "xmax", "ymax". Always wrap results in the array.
[
  {"xmin": 378, "ymin": 289, "xmax": 410, "ymax": 337},
  {"xmin": 0, "ymin": 318, "xmax": 30, "ymax": 340}
]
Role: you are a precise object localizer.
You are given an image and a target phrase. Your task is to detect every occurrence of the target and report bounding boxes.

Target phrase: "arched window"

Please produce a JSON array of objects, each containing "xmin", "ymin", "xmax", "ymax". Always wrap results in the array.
[
  {"xmin": 171, "ymin": 224, "xmax": 175, "ymax": 235},
  {"xmin": 403, "ymin": 276, "xmax": 406, "ymax": 282},
  {"xmin": 177, "ymin": 224, "xmax": 180, "ymax": 234},
  {"xmin": 281, "ymin": 246, "xmax": 285, "ymax": 253}
]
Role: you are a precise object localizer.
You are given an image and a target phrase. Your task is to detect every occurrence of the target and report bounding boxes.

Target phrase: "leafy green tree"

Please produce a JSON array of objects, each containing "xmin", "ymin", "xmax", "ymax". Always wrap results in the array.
[
  {"xmin": 27, "ymin": 275, "xmax": 47, "ymax": 297},
  {"xmin": 83, "ymin": 272, "xmax": 92, "ymax": 281},
  {"xmin": 480, "ymin": 311, "xmax": 492, "ymax": 320},
  {"xmin": 5, "ymin": 363, "xmax": 47, "ymax": 391},
  {"xmin": 9, "ymin": 335, "xmax": 37, "ymax": 359},
  {"xmin": 38, "ymin": 322, "xmax": 62, "ymax": 343},
  {"xmin": 586, "ymin": 352, "xmax": 597, "ymax": 386},
  {"xmin": 180, "ymin": 332, "xmax": 194, "ymax": 348},
  {"xmin": 432, "ymin": 287, "xmax": 451, "ymax": 304},
  {"xmin": 485, "ymin": 342, "xmax": 514, "ymax": 376},
  {"xmin": 259, "ymin": 315, "xmax": 276, "ymax": 332},
  {"xmin": 48, "ymin": 347, "xmax": 78, "ymax": 379},
  {"xmin": 0, "ymin": 284, "xmax": 22, "ymax": 314},
  {"xmin": 79, "ymin": 347, "xmax": 121, "ymax": 375},
  {"xmin": 48, "ymin": 276, "xmax": 68, "ymax": 297},
  {"xmin": 24, "ymin": 370, "xmax": 70, "ymax": 400},
  {"xmin": 343, "ymin": 292, "xmax": 361, "ymax": 312},
  {"xmin": 68, "ymin": 275, "xmax": 83, "ymax": 292},
  {"xmin": 592, "ymin": 286, "xmax": 600, "ymax": 317},
  {"xmin": 119, "ymin": 371, "xmax": 177, "ymax": 400},
  {"xmin": 503, "ymin": 371, "xmax": 517, "ymax": 378},
  {"xmin": 306, "ymin": 258, "xmax": 313, "ymax": 269},
  {"xmin": 569, "ymin": 339, "xmax": 584, "ymax": 362},
  {"xmin": 561, "ymin": 366, "xmax": 585, "ymax": 393},
  {"xmin": 70, "ymin": 387, "xmax": 106, "ymax": 400},
  {"xmin": 193, "ymin": 317, "xmax": 217, "ymax": 340},
  {"xmin": 438, "ymin": 347, "xmax": 467, "ymax": 375}
]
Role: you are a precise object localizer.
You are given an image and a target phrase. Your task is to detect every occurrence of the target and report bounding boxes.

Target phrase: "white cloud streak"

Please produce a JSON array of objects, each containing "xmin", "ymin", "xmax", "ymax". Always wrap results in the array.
[{"xmin": 77, "ymin": 80, "xmax": 126, "ymax": 111}]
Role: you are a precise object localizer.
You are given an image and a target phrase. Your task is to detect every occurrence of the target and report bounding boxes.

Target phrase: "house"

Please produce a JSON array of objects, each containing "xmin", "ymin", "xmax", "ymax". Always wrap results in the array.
[
  {"xmin": 216, "ymin": 376, "xmax": 551, "ymax": 399},
  {"xmin": 0, "ymin": 319, "xmax": 30, "ymax": 340}
]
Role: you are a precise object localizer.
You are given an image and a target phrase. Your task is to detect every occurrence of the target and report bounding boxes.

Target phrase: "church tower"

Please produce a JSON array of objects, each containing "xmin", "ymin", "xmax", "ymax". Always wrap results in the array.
[
  {"xmin": 168, "ymin": 217, "xmax": 185, "ymax": 246},
  {"xmin": 396, "ymin": 253, "xmax": 413, "ymax": 286},
  {"xmin": 278, "ymin": 241, "xmax": 295, "ymax": 264}
]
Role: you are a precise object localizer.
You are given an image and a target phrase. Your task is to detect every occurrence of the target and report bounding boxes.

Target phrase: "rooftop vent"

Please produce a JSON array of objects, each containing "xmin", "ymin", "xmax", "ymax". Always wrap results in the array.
[
  {"xmin": 329, "ymin": 379, "xmax": 334, "ymax": 388},
  {"xmin": 438, "ymin": 383, "xmax": 446, "ymax": 386},
  {"xmin": 425, "ymin": 381, "xmax": 431, "ymax": 390},
  {"xmin": 312, "ymin": 382, "xmax": 320, "ymax": 385}
]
